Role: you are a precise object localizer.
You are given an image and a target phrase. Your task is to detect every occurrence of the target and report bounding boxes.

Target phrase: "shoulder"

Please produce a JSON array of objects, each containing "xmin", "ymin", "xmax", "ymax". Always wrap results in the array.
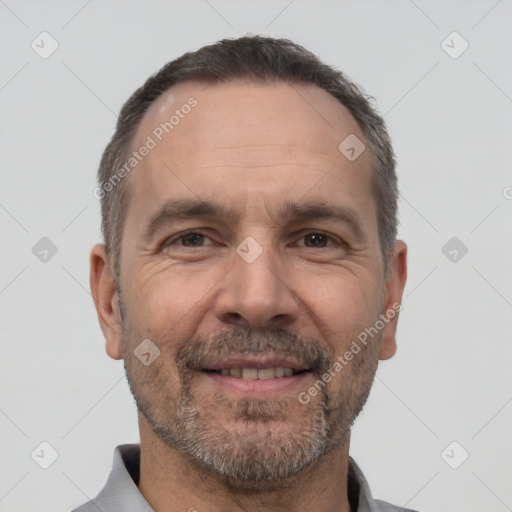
[
  {"xmin": 70, "ymin": 444, "xmax": 151, "ymax": 512},
  {"xmin": 349, "ymin": 457, "xmax": 420, "ymax": 512},
  {"xmin": 71, "ymin": 501, "xmax": 100, "ymax": 512}
]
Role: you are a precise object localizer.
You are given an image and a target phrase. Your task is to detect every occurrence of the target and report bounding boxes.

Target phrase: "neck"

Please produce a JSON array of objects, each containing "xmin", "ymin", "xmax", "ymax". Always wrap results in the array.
[{"xmin": 137, "ymin": 415, "xmax": 353, "ymax": 512}]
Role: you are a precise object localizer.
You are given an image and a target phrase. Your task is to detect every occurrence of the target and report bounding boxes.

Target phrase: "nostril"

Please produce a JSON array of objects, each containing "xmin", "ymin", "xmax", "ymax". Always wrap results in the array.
[{"xmin": 219, "ymin": 312, "xmax": 245, "ymax": 325}]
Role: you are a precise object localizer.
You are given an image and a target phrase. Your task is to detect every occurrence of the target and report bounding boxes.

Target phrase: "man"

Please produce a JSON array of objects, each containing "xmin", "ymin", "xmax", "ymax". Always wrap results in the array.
[{"xmin": 78, "ymin": 35, "xmax": 410, "ymax": 512}]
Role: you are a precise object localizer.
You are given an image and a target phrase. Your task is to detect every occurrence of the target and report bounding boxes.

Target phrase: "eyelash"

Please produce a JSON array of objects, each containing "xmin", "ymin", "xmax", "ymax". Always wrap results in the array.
[{"xmin": 161, "ymin": 230, "xmax": 344, "ymax": 249}]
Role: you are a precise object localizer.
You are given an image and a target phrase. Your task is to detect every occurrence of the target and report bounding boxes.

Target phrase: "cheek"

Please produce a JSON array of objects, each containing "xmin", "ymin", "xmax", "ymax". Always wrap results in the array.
[
  {"xmin": 125, "ymin": 262, "xmax": 224, "ymax": 345},
  {"xmin": 301, "ymin": 272, "xmax": 378, "ymax": 347}
]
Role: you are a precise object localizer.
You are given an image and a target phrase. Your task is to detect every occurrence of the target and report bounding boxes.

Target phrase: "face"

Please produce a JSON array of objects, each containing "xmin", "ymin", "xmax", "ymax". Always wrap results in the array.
[{"xmin": 92, "ymin": 80, "xmax": 407, "ymax": 489}]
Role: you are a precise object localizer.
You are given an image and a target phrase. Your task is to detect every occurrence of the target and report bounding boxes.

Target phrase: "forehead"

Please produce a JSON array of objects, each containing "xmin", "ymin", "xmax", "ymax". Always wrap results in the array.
[
  {"xmin": 125, "ymin": 79, "xmax": 374, "ymax": 225},
  {"xmin": 134, "ymin": 79, "xmax": 366, "ymax": 164}
]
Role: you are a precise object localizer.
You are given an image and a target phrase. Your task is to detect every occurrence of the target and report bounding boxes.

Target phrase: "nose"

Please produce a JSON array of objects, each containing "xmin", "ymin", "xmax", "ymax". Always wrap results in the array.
[{"xmin": 214, "ymin": 244, "xmax": 301, "ymax": 330}]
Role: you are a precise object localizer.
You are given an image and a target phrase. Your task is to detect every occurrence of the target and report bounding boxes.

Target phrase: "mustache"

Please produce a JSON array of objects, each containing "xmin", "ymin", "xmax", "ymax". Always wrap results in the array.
[{"xmin": 176, "ymin": 326, "xmax": 334, "ymax": 376}]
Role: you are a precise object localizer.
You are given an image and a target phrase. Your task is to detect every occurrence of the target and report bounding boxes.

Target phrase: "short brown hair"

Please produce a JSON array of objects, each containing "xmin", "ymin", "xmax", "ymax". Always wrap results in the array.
[{"xmin": 97, "ymin": 36, "xmax": 398, "ymax": 281}]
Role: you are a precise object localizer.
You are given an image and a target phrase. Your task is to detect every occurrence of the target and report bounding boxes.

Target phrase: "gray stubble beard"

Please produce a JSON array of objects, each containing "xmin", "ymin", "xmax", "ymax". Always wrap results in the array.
[{"xmin": 122, "ymin": 323, "xmax": 380, "ymax": 491}]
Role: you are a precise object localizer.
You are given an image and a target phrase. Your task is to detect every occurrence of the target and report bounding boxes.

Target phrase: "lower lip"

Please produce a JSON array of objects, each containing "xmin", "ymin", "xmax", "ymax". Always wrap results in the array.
[{"xmin": 200, "ymin": 371, "xmax": 311, "ymax": 397}]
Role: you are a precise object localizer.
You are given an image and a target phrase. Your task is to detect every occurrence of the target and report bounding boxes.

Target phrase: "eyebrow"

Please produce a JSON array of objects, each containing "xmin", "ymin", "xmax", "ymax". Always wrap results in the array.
[{"xmin": 142, "ymin": 198, "xmax": 367, "ymax": 243}]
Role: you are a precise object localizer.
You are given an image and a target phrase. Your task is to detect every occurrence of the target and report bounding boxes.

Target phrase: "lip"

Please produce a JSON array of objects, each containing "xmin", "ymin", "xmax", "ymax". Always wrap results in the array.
[
  {"xmin": 200, "ymin": 352, "xmax": 309, "ymax": 371},
  {"xmin": 199, "ymin": 369, "xmax": 312, "ymax": 397}
]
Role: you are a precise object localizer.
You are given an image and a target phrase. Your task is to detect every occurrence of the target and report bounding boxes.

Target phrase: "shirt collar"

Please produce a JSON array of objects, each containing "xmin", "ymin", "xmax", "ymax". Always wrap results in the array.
[{"xmin": 84, "ymin": 444, "xmax": 397, "ymax": 512}]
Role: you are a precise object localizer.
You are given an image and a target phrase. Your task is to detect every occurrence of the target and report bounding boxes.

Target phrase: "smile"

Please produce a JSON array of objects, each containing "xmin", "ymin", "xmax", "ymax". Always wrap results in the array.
[
  {"xmin": 198, "ymin": 353, "xmax": 313, "ymax": 395},
  {"xmin": 203, "ymin": 367, "xmax": 309, "ymax": 380}
]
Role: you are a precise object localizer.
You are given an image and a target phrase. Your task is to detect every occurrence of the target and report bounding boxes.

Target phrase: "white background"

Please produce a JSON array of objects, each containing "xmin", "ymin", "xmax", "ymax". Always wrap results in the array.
[{"xmin": 1, "ymin": 1, "xmax": 511, "ymax": 511}]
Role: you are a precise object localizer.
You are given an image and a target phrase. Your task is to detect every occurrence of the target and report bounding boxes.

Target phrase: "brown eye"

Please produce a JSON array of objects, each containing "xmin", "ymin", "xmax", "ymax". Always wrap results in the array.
[
  {"xmin": 180, "ymin": 233, "xmax": 206, "ymax": 247},
  {"xmin": 302, "ymin": 233, "xmax": 331, "ymax": 248},
  {"xmin": 162, "ymin": 231, "xmax": 216, "ymax": 249}
]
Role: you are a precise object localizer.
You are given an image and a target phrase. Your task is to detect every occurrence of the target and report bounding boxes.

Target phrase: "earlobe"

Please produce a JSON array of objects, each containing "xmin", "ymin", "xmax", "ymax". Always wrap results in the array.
[
  {"xmin": 106, "ymin": 290, "xmax": 123, "ymax": 360},
  {"xmin": 89, "ymin": 244, "xmax": 123, "ymax": 360},
  {"xmin": 378, "ymin": 240, "xmax": 408, "ymax": 361}
]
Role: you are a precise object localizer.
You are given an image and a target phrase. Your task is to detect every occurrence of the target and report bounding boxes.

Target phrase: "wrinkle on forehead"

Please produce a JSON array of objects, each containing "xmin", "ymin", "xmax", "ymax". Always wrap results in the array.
[{"xmin": 154, "ymin": 144, "xmax": 342, "ymax": 173}]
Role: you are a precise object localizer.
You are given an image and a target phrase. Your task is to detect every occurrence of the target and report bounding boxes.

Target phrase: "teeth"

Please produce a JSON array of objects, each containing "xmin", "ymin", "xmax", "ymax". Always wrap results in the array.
[
  {"xmin": 257, "ymin": 368, "xmax": 275, "ymax": 380},
  {"xmin": 242, "ymin": 368, "xmax": 258, "ymax": 380},
  {"xmin": 215, "ymin": 367, "xmax": 301, "ymax": 380},
  {"xmin": 230, "ymin": 368, "xmax": 242, "ymax": 377},
  {"xmin": 275, "ymin": 367, "xmax": 285, "ymax": 378}
]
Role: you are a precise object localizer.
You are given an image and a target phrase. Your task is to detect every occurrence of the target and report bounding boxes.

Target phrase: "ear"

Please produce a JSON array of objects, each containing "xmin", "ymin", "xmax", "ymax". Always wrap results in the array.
[
  {"xmin": 89, "ymin": 243, "xmax": 123, "ymax": 360},
  {"xmin": 378, "ymin": 240, "xmax": 408, "ymax": 360}
]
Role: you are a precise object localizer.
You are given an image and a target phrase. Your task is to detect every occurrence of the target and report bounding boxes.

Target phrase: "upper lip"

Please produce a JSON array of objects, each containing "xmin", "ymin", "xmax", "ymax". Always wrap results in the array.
[{"xmin": 200, "ymin": 353, "xmax": 310, "ymax": 371}]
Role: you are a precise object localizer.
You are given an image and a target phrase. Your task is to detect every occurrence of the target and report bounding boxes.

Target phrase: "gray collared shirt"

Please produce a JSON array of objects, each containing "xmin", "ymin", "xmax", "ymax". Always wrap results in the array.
[{"xmin": 72, "ymin": 444, "xmax": 418, "ymax": 512}]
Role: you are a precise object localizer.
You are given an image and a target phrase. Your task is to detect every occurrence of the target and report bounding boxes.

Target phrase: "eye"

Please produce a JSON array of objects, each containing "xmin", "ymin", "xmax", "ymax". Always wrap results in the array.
[
  {"xmin": 296, "ymin": 232, "xmax": 335, "ymax": 248},
  {"xmin": 163, "ymin": 231, "xmax": 216, "ymax": 248}
]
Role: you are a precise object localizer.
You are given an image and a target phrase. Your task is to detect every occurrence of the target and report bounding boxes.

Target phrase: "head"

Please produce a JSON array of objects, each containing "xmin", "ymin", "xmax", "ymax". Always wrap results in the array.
[{"xmin": 90, "ymin": 36, "xmax": 407, "ymax": 490}]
